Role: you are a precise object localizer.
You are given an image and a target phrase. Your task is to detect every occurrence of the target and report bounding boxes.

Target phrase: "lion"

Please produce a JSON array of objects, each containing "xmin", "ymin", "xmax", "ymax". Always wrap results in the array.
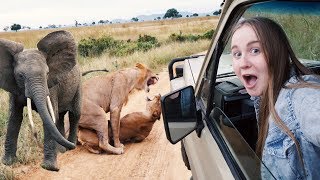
[
  {"xmin": 78, "ymin": 63, "xmax": 158, "ymax": 154},
  {"xmin": 78, "ymin": 94, "xmax": 162, "ymax": 154}
]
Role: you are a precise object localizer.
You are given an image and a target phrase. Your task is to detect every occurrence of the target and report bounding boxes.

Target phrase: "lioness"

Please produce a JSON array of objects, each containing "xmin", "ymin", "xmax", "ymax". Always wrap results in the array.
[
  {"xmin": 79, "ymin": 63, "xmax": 158, "ymax": 154},
  {"xmin": 78, "ymin": 94, "xmax": 162, "ymax": 154}
]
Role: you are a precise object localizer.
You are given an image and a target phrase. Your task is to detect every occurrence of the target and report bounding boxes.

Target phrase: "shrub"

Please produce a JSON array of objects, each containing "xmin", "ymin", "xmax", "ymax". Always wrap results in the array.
[
  {"xmin": 201, "ymin": 29, "xmax": 214, "ymax": 39},
  {"xmin": 78, "ymin": 34, "xmax": 160, "ymax": 57},
  {"xmin": 169, "ymin": 31, "xmax": 201, "ymax": 42},
  {"xmin": 78, "ymin": 36, "xmax": 119, "ymax": 57},
  {"xmin": 109, "ymin": 42, "xmax": 137, "ymax": 57},
  {"xmin": 137, "ymin": 35, "xmax": 160, "ymax": 51}
]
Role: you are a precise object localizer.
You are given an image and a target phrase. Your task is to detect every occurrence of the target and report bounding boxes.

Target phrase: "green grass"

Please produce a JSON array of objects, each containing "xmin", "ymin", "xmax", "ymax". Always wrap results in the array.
[{"xmin": 243, "ymin": 13, "xmax": 320, "ymax": 60}]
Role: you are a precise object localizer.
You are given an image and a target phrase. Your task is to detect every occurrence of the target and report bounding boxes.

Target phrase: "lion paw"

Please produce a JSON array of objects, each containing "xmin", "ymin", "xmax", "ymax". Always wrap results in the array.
[{"xmin": 113, "ymin": 146, "xmax": 124, "ymax": 155}]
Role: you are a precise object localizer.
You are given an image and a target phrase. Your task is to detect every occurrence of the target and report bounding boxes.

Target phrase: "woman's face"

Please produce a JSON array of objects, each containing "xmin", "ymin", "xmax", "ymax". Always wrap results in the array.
[{"xmin": 231, "ymin": 25, "xmax": 269, "ymax": 97}]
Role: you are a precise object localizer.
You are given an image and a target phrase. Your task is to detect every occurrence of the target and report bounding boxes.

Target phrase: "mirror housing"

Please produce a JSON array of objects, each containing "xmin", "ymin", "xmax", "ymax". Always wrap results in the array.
[{"xmin": 161, "ymin": 86, "xmax": 198, "ymax": 144}]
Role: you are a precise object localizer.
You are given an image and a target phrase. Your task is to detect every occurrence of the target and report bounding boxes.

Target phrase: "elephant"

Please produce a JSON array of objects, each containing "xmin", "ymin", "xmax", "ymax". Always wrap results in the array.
[{"xmin": 0, "ymin": 30, "xmax": 81, "ymax": 171}]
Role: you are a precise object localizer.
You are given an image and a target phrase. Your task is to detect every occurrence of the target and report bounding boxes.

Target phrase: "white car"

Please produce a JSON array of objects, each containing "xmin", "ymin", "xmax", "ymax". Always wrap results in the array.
[{"xmin": 161, "ymin": 0, "xmax": 320, "ymax": 179}]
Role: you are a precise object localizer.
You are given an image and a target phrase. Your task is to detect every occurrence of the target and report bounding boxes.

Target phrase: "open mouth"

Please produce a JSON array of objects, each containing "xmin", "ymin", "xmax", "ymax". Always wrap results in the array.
[
  {"xmin": 147, "ymin": 76, "xmax": 159, "ymax": 86},
  {"xmin": 242, "ymin": 74, "xmax": 257, "ymax": 88}
]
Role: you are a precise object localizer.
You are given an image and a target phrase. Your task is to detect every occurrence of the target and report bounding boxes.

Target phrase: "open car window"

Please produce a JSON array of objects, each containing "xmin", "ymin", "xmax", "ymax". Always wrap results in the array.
[
  {"xmin": 217, "ymin": 1, "xmax": 320, "ymax": 79},
  {"xmin": 204, "ymin": 1, "xmax": 320, "ymax": 179}
]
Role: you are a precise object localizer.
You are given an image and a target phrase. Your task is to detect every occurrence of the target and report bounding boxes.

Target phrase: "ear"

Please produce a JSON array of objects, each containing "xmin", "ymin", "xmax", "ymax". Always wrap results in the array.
[
  {"xmin": 135, "ymin": 63, "xmax": 146, "ymax": 70},
  {"xmin": 37, "ymin": 30, "xmax": 77, "ymax": 87},
  {"xmin": 152, "ymin": 110, "xmax": 161, "ymax": 120},
  {"xmin": 0, "ymin": 39, "xmax": 24, "ymax": 95}
]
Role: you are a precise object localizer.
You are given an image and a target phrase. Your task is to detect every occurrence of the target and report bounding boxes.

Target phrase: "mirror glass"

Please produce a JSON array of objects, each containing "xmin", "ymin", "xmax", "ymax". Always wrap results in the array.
[{"xmin": 162, "ymin": 86, "xmax": 197, "ymax": 143}]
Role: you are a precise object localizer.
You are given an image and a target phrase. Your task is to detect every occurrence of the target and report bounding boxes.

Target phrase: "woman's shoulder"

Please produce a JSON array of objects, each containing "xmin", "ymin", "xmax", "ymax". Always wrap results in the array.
[
  {"xmin": 288, "ymin": 74, "xmax": 320, "ymax": 84},
  {"xmin": 289, "ymin": 75, "xmax": 320, "ymax": 146}
]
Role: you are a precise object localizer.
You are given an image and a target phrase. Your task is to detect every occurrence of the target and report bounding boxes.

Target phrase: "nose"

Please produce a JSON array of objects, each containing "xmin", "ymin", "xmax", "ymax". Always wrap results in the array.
[{"xmin": 239, "ymin": 53, "xmax": 251, "ymax": 69}]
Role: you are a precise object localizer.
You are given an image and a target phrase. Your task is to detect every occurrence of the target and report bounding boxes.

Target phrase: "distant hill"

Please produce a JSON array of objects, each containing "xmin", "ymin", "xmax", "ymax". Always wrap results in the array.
[{"xmin": 110, "ymin": 11, "xmax": 216, "ymax": 23}]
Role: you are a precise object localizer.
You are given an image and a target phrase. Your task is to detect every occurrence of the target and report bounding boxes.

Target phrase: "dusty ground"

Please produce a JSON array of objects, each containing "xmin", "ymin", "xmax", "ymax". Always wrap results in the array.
[{"xmin": 14, "ymin": 69, "xmax": 192, "ymax": 180}]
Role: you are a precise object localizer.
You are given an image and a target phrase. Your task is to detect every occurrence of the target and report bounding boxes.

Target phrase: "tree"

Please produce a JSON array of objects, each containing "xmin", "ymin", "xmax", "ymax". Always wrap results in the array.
[
  {"xmin": 163, "ymin": 8, "xmax": 181, "ymax": 19},
  {"xmin": 11, "ymin": 24, "xmax": 21, "ymax": 32},
  {"xmin": 192, "ymin": 13, "xmax": 199, "ymax": 17},
  {"xmin": 213, "ymin": 9, "xmax": 222, "ymax": 15},
  {"xmin": 3, "ymin": 26, "xmax": 9, "ymax": 31},
  {"xmin": 98, "ymin": 20, "xmax": 105, "ymax": 24},
  {"xmin": 131, "ymin": 17, "xmax": 139, "ymax": 22}
]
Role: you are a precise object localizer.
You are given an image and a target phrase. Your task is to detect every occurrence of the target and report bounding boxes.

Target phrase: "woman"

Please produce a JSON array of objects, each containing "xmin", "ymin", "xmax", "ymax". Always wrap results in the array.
[{"xmin": 231, "ymin": 17, "xmax": 320, "ymax": 179}]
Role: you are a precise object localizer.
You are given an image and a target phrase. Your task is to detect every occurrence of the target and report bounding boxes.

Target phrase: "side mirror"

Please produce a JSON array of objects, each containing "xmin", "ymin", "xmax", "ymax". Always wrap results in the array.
[{"xmin": 161, "ymin": 86, "xmax": 197, "ymax": 144}]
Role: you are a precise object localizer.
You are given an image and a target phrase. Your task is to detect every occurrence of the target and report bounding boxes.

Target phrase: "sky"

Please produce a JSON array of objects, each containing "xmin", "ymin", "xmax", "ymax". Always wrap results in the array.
[{"xmin": 0, "ymin": 0, "xmax": 222, "ymax": 30}]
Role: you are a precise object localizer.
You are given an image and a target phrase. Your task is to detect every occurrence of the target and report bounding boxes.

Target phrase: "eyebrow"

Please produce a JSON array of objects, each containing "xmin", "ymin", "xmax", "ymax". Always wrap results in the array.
[{"xmin": 231, "ymin": 40, "xmax": 260, "ymax": 50}]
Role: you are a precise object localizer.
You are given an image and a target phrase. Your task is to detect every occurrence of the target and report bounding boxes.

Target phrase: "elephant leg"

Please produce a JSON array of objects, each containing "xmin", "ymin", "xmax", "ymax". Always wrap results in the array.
[
  {"xmin": 56, "ymin": 112, "xmax": 66, "ymax": 137},
  {"xmin": 41, "ymin": 128, "xmax": 59, "ymax": 171},
  {"xmin": 68, "ymin": 90, "xmax": 81, "ymax": 146},
  {"xmin": 55, "ymin": 112, "xmax": 67, "ymax": 153},
  {"xmin": 68, "ymin": 112, "xmax": 80, "ymax": 146},
  {"xmin": 2, "ymin": 95, "xmax": 24, "ymax": 166}
]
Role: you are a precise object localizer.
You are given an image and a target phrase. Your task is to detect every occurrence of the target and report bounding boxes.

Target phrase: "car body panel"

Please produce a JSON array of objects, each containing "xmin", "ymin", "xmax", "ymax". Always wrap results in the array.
[{"xmin": 169, "ymin": 56, "xmax": 234, "ymax": 179}]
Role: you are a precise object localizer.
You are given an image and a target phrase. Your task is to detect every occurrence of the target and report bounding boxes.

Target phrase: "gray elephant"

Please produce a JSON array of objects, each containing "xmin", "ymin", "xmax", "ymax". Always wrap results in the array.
[{"xmin": 0, "ymin": 30, "xmax": 81, "ymax": 171}]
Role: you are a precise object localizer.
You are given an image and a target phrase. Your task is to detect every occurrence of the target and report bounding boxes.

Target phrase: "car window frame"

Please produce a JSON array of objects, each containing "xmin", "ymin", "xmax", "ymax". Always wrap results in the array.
[
  {"xmin": 195, "ymin": 0, "xmax": 282, "ymax": 179},
  {"xmin": 195, "ymin": 1, "xmax": 253, "ymax": 179}
]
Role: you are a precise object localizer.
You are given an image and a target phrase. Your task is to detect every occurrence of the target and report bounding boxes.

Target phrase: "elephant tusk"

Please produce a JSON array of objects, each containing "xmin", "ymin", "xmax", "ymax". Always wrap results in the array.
[
  {"xmin": 27, "ymin": 98, "xmax": 35, "ymax": 132},
  {"xmin": 47, "ymin": 96, "xmax": 56, "ymax": 124},
  {"xmin": 27, "ymin": 98, "xmax": 42, "ymax": 147}
]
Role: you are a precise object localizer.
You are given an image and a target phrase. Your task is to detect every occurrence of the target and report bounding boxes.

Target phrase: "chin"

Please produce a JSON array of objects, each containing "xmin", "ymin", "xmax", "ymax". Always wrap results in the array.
[{"xmin": 246, "ymin": 89, "xmax": 262, "ymax": 97}]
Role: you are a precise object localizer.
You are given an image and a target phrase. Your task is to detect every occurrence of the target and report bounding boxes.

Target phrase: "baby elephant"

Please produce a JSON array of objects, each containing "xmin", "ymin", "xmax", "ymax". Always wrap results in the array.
[{"xmin": 78, "ymin": 94, "xmax": 162, "ymax": 154}]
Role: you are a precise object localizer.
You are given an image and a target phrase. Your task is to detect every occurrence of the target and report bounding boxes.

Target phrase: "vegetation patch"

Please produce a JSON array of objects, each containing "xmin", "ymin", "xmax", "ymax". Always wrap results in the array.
[
  {"xmin": 78, "ymin": 30, "xmax": 213, "ymax": 59},
  {"xmin": 168, "ymin": 29, "xmax": 214, "ymax": 42},
  {"xmin": 78, "ymin": 34, "xmax": 160, "ymax": 57}
]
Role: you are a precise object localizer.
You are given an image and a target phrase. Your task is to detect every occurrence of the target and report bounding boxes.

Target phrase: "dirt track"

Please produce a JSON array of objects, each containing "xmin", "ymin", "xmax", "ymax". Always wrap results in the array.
[{"xmin": 15, "ymin": 69, "xmax": 192, "ymax": 180}]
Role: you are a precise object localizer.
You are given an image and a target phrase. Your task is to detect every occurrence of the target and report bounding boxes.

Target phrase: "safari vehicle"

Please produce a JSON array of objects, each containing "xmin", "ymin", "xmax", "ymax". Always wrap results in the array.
[{"xmin": 161, "ymin": 0, "xmax": 320, "ymax": 179}]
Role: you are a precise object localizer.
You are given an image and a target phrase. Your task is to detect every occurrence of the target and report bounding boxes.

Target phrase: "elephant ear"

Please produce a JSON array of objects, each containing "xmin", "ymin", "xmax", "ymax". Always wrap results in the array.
[
  {"xmin": 37, "ymin": 30, "xmax": 77, "ymax": 87},
  {"xmin": 0, "ymin": 39, "xmax": 24, "ymax": 95}
]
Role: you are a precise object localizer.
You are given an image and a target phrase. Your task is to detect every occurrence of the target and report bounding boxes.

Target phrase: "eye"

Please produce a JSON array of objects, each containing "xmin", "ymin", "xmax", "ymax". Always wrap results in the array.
[
  {"xmin": 250, "ymin": 48, "xmax": 260, "ymax": 55},
  {"xmin": 232, "ymin": 51, "xmax": 242, "ymax": 59}
]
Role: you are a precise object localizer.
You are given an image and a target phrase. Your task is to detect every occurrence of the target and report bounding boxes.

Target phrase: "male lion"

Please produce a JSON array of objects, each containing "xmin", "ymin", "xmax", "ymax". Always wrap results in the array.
[
  {"xmin": 78, "ymin": 94, "xmax": 162, "ymax": 154},
  {"xmin": 79, "ymin": 63, "xmax": 158, "ymax": 154}
]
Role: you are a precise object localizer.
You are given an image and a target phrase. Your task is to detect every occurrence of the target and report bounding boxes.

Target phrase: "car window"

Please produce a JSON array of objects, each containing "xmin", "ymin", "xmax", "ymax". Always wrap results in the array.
[
  {"xmin": 205, "ymin": 1, "xmax": 320, "ymax": 179},
  {"xmin": 217, "ymin": 1, "xmax": 320, "ymax": 77},
  {"xmin": 210, "ymin": 107, "xmax": 275, "ymax": 179}
]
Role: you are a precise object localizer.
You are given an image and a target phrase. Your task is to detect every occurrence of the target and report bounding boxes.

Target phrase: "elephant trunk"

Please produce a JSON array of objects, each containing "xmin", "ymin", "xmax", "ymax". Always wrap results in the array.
[{"xmin": 28, "ymin": 83, "xmax": 75, "ymax": 150}]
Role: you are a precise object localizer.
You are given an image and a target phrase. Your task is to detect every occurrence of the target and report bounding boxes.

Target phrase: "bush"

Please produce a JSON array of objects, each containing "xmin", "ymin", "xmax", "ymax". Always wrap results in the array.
[
  {"xmin": 137, "ymin": 35, "xmax": 160, "ymax": 51},
  {"xmin": 78, "ymin": 34, "xmax": 160, "ymax": 57},
  {"xmin": 201, "ymin": 29, "xmax": 214, "ymax": 39},
  {"xmin": 109, "ymin": 42, "xmax": 137, "ymax": 57},
  {"xmin": 78, "ymin": 36, "xmax": 119, "ymax": 57},
  {"xmin": 169, "ymin": 32, "xmax": 201, "ymax": 42}
]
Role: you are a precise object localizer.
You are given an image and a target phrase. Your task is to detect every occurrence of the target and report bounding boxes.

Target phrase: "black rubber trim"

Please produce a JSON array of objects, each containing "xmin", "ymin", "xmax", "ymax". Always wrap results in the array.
[{"xmin": 168, "ymin": 54, "xmax": 205, "ymax": 80}]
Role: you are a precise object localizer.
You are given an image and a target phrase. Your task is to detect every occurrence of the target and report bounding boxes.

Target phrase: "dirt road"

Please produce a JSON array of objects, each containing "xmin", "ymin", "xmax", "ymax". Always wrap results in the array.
[{"xmin": 16, "ymin": 69, "xmax": 192, "ymax": 180}]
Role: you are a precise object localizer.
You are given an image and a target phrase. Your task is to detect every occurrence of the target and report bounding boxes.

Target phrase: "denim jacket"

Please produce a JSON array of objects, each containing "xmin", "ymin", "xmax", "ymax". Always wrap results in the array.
[{"xmin": 252, "ymin": 75, "xmax": 320, "ymax": 180}]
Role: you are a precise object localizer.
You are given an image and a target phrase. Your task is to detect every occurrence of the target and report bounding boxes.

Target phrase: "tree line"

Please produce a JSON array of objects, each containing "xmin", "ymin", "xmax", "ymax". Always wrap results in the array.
[{"xmin": 3, "ymin": 8, "xmax": 221, "ymax": 32}]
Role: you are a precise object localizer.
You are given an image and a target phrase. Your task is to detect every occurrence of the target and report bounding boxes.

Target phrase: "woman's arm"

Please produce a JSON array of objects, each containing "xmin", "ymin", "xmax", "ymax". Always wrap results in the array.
[{"xmin": 293, "ymin": 87, "xmax": 320, "ymax": 147}]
